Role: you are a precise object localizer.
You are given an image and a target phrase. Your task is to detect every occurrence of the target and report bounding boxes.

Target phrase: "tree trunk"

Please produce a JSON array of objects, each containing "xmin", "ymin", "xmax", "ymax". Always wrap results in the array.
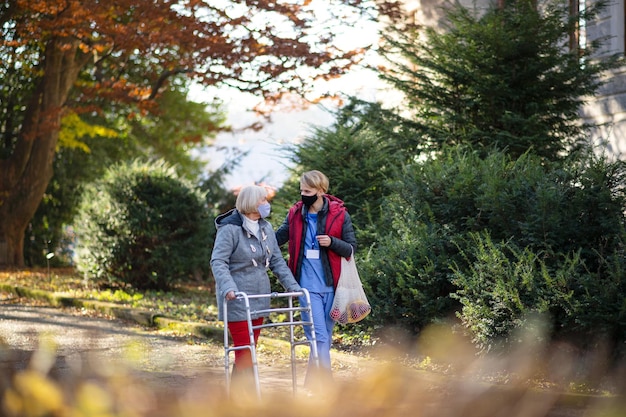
[{"xmin": 0, "ymin": 38, "xmax": 88, "ymax": 267}]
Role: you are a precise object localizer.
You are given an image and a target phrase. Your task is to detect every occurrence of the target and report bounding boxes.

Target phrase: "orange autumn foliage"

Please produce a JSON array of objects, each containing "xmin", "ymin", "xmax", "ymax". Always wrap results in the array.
[{"xmin": 8, "ymin": 0, "xmax": 379, "ymax": 107}]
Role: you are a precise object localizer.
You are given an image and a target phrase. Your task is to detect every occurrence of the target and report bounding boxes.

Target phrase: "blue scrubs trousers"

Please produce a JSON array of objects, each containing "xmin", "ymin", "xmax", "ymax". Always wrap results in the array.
[{"xmin": 299, "ymin": 291, "xmax": 335, "ymax": 371}]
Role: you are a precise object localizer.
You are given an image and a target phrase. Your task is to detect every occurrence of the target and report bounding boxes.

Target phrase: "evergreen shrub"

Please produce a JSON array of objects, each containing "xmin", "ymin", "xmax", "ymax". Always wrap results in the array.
[
  {"xmin": 363, "ymin": 148, "xmax": 626, "ymax": 354},
  {"xmin": 75, "ymin": 159, "xmax": 212, "ymax": 290},
  {"xmin": 359, "ymin": 219, "xmax": 458, "ymax": 333},
  {"xmin": 450, "ymin": 232, "xmax": 579, "ymax": 352}
]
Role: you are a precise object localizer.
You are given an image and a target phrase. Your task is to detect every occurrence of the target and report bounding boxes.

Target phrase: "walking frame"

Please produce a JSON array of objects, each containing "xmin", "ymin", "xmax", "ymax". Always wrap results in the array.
[{"xmin": 223, "ymin": 288, "xmax": 320, "ymax": 398}]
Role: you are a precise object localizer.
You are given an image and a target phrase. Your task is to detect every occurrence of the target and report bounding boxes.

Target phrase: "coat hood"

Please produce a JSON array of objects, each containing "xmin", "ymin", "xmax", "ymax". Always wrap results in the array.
[
  {"xmin": 214, "ymin": 208, "xmax": 243, "ymax": 229},
  {"xmin": 324, "ymin": 193, "xmax": 345, "ymax": 208}
]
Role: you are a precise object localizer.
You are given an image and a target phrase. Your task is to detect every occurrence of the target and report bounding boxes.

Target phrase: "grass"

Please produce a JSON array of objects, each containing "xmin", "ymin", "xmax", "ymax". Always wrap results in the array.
[{"xmin": 0, "ymin": 268, "xmax": 219, "ymax": 324}]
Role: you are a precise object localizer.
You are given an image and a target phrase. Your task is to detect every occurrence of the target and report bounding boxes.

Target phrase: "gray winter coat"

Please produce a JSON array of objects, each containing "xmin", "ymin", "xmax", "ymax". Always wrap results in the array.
[{"xmin": 210, "ymin": 209, "xmax": 301, "ymax": 322}]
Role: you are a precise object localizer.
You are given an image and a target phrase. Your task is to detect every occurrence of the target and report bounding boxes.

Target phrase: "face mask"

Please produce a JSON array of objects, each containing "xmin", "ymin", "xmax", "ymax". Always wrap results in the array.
[
  {"xmin": 301, "ymin": 193, "xmax": 318, "ymax": 207},
  {"xmin": 258, "ymin": 202, "xmax": 271, "ymax": 218}
]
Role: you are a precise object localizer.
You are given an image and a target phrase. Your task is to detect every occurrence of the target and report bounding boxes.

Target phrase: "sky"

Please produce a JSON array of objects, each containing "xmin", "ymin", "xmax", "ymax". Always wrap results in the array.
[
  {"xmin": 187, "ymin": 10, "xmax": 395, "ymax": 190},
  {"xmin": 193, "ymin": 89, "xmax": 336, "ymax": 189},
  {"xmin": 190, "ymin": 66, "xmax": 387, "ymax": 190}
]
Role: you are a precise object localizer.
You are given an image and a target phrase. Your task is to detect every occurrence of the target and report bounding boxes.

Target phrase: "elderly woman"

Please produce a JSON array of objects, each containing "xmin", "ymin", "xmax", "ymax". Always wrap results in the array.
[{"xmin": 211, "ymin": 185, "xmax": 301, "ymax": 378}]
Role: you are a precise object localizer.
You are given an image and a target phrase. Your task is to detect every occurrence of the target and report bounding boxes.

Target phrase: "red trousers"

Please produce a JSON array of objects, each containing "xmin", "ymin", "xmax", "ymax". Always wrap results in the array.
[{"xmin": 228, "ymin": 318, "xmax": 264, "ymax": 369}]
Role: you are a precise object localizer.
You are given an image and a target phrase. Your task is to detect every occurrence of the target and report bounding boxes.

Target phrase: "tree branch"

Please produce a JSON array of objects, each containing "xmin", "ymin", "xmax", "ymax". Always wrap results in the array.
[{"xmin": 149, "ymin": 68, "xmax": 192, "ymax": 100}]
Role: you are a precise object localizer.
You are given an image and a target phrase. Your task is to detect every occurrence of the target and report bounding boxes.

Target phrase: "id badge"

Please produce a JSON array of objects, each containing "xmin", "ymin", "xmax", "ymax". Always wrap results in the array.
[{"xmin": 306, "ymin": 249, "xmax": 320, "ymax": 259}]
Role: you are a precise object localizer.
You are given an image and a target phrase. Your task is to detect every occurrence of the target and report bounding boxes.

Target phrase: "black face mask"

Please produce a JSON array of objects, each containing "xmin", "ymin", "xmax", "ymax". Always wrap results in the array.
[{"xmin": 301, "ymin": 194, "xmax": 318, "ymax": 207}]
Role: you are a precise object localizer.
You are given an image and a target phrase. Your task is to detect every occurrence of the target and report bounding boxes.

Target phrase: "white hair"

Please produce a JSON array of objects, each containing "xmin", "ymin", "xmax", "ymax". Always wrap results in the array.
[{"xmin": 236, "ymin": 185, "xmax": 267, "ymax": 214}]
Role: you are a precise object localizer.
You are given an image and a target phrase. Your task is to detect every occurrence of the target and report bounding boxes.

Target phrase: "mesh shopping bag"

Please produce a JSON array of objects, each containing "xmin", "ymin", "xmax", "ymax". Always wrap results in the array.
[{"xmin": 329, "ymin": 254, "xmax": 371, "ymax": 324}]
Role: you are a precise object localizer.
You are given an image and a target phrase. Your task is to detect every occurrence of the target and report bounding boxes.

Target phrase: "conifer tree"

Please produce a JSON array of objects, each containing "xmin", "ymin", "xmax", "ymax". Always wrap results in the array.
[{"xmin": 379, "ymin": 0, "xmax": 622, "ymax": 160}]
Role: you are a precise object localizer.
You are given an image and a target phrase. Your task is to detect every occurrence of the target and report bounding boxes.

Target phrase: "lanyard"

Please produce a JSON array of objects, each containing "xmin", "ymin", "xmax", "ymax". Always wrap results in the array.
[{"xmin": 306, "ymin": 214, "xmax": 317, "ymax": 249}]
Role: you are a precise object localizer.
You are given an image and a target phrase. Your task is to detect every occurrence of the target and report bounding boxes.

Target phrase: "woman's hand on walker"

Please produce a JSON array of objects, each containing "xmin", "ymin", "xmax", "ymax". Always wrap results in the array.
[{"xmin": 225, "ymin": 291, "xmax": 236, "ymax": 300}]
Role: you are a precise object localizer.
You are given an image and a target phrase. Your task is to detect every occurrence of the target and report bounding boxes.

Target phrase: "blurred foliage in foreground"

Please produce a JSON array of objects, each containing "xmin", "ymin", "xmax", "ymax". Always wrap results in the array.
[{"xmin": 0, "ymin": 321, "xmax": 625, "ymax": 417}]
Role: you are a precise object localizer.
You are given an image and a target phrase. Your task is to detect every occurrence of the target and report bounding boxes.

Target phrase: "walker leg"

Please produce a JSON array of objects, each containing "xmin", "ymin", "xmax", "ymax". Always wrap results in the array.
[
  {"xmin": 223, "ymin": 292, "xmax": 261, "ymax": 399},
  {"xmin": 224, "ymin": 290, "xmax": 320, "ymax": 398}
]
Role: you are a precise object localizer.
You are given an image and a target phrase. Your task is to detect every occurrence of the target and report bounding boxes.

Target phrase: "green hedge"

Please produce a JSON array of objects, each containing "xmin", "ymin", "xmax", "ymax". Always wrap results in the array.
[
  {"xmin": 363, "ymin": 148, "xmax": 626, "ymax": 354},
  {"xmin": 75, "ymin": 160, "xmax": 212, "ymax": 290}
]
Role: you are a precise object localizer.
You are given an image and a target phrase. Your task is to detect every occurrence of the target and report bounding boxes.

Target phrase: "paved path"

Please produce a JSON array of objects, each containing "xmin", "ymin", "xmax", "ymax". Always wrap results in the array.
[{"xmin": 0, "ymin": 302, "xmax": 310, "ymax": 397}]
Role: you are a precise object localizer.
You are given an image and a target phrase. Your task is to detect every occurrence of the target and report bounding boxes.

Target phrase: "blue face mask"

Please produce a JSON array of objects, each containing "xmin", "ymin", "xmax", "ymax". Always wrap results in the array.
[{"xmin": 258, "ymin": 202, "xmax": 271, "ymax": 218}]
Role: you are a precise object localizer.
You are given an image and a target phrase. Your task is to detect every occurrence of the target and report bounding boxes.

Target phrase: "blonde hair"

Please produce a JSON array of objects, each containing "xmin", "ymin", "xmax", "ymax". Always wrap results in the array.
[
  {"xmin": 300, "ymin": 170, "xmax": 329, "ymax": 193},
  {"xmin": 236, "ymin": 185, "xmax": 267, "ymax": 214}
]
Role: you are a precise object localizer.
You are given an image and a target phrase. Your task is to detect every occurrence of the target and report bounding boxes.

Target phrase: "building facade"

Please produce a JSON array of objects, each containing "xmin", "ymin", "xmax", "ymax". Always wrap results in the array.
[{"xmin": 584, "ymin": 0, "xmax": 626, "ymax": 158}]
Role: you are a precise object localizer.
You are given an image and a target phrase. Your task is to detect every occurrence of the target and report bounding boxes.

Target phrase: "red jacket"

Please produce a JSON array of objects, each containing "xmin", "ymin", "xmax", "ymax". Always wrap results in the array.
[{"xmin": 277, "ymin": 194, "xmax": 355, "ymax": 289}]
